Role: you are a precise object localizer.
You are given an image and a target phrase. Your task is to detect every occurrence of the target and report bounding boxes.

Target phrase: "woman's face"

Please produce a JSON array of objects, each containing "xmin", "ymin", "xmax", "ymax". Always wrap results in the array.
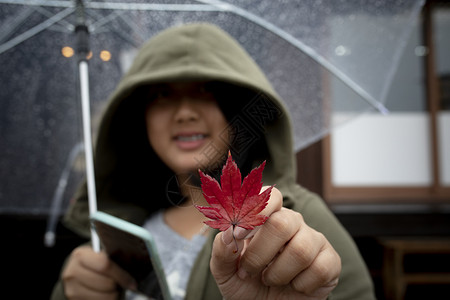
[{"xmin": 145, "ymin": 82, "xmax": 230, "ymax": 174}]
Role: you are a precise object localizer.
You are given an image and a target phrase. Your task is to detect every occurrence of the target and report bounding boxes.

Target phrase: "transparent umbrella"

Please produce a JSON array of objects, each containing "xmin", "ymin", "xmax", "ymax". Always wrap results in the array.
[{"xmin": 0, "ymin": 0, "xmax": 425, "ymax": 244}]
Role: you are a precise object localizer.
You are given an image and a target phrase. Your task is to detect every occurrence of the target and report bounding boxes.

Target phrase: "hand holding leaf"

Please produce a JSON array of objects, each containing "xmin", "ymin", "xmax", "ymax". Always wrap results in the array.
[{"xmin": 195, "ymin": 152, "xmax": 273, "ymax": 252}]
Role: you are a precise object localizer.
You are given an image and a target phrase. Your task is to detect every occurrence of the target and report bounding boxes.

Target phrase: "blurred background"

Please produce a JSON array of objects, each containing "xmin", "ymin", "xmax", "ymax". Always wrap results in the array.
[
  {"xmin": 0, "ymin": 0, "xmax": 449, "ymax": 299},
  {"xmin": 297, "ymin": 1, "xmax": 450, "ymax": 298}
]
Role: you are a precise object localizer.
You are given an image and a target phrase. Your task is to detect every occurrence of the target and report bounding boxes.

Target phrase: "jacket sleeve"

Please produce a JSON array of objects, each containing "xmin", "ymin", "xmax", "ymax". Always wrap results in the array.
[
  {"xmin": 50, "ymin": 279, "xmax": 67, "ymax": 300},
  {"xmin": 291, "ymin": 186, "xmax": 376, "ymax": 300},
  {"xmin": 50, "ymin": 256, "xmax": 69, "ymax": 300}
]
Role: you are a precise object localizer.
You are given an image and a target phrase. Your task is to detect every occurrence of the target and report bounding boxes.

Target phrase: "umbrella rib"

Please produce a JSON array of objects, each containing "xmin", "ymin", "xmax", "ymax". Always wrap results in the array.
[
  {"xmin": 44, "ymin": 142, "xmax": 84, "ymax": 247},
  {"xmin": 0, "ymin": 7, "xmax": 74, "ymax": 55},
  {"xmin": 0, "ymin": 0, "xmax": 221, "ymax": 11},
  {"xmin": 89, "ymin": 10, "xmax": 123, "ymax": 33},
  {"xmin": 0, "ymin": 0, "xmax": 72, "ymax": 7},
  {"xmin": 85, "ymin": 2, "xmax": 220, "ymax": 12},
  {"xmin": 196, "ymin": 0, "xmax": 389, "ymax": 114},
  {"xmin": 87, "ymin": 9, "xmax": 142, "ymax": 47},
  {"xmin": 0, "ymin": 7, "xmax": 35, "ymax": 43},
  {"xmin": 115, "ymin": 13, "xmax": 146, "ymax": 45},
  {"xmin": 34, "ymin": 6, "xmax": 75, "ymax": 32}
]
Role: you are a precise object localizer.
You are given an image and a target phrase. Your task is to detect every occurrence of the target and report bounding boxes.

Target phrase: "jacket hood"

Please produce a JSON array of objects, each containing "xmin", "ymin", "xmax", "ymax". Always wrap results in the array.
[{"xmin": 64, "ymin": 23, "xmax": 298, "ymax": 237}]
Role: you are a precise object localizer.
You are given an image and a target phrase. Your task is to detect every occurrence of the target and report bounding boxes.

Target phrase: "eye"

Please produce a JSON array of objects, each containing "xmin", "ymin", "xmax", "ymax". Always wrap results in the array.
[
  {"xmin": 194, "ymin": 83, "xmax": 217, "ymax": 103},
  {"xmin": 198, "ymin": 85, "xmax": 208, "ymax": 94},
  {"xmin": 201, "ymin": 82, "xmax": 216, "ymax": 96},
  {"xmin": 151, "ymin": 87, "xmax": 172, "ymax": 104}
]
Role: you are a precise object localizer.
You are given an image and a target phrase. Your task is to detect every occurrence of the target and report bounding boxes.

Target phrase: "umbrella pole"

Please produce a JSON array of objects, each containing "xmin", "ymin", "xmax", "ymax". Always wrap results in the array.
[
  {"xmin": 76, "ymin": 0, "xmax": 100, "ymax": 252},
  {"xmin": 79, "ymin": 61, "xmax": 100, "ymax": 252}
]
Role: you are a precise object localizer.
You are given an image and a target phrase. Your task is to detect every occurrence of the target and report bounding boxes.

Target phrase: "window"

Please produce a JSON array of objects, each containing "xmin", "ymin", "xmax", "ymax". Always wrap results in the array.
[{"xmin": 322, "ymin": 0, "xmax": 450, "ymax": 203}]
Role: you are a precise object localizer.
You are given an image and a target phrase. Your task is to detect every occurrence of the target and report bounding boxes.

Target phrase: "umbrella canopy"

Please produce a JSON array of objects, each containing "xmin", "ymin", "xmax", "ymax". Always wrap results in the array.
[{"xmin": 0, "ymin": 0, "xmax": 424, "ymax": 217}]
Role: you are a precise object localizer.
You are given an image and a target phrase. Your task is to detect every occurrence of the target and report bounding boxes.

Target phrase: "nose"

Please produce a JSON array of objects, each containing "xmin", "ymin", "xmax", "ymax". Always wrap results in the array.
[{"xmin": 174, "ymin": 98, "xmax": 199, "ymax": 123}]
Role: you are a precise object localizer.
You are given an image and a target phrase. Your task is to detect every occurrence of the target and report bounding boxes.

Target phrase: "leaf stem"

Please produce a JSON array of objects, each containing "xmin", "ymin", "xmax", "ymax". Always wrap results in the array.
[{"xmin": 232, "ymin": 225, "xmax": 239, "ymax": 253}]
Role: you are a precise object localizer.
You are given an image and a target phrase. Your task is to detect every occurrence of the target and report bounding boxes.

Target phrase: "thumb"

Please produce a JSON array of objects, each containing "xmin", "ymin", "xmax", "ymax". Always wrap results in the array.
[{"xmin": 210, "ymin": 227, "xmax": 245, "ymax": 285}]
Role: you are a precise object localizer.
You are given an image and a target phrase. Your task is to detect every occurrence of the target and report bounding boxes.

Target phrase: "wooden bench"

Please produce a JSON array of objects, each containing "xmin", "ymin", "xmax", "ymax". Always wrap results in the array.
[{"xmin": 379, "ymin": 237, "xmax": 450, "ymax": 300}]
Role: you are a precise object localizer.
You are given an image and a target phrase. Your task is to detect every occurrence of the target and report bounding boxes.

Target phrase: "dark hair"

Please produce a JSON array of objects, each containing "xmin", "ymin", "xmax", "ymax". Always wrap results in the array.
[
  {"xmin": 108, "ymin": 87, "xmax": 175, "ymax": 211},
  {"xmin": 107, "ymin": 80, "xmax": 274, "ymax": 210},
  {"xmin": 206, "ymin": 81, "xmax": 272, "ymax": 176}
]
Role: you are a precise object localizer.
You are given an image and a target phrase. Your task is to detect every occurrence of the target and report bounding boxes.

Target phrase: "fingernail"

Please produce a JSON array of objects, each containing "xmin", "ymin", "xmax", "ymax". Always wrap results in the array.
[
  {"xmin": 222, "ymin": 227, "xmax": 233, "ymax": 245},
  {"xmin": 234, "ymin": 227, "xmax": 251, "ymax": 240},
  {"xmin": 237, "ymin": 268, "xmax": 249, "ymax": 280}
]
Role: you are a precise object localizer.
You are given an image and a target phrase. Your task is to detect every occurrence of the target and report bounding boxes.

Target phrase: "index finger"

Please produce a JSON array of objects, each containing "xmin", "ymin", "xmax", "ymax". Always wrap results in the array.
[{"xmin": 238, "ymin": 208, "xmax": 303, "ymax": 279}]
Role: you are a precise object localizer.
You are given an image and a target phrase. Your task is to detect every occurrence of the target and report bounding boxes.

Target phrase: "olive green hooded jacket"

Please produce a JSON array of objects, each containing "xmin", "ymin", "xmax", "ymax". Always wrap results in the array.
[{"xmin": 51, "ymin": 23, "xmax": 376, "ymax": 300}]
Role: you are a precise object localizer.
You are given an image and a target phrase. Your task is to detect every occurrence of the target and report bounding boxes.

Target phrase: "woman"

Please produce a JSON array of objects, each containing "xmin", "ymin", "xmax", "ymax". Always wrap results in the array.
[{"xmin": 51, "ymin": 23, "xmax": 375, "ymax": 300}]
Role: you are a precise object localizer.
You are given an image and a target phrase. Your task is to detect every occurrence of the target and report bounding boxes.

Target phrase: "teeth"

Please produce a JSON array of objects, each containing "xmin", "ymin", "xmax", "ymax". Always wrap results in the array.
[{"xmin": 177, "ymin": 134, "xmax": 205, "ymax": 142}]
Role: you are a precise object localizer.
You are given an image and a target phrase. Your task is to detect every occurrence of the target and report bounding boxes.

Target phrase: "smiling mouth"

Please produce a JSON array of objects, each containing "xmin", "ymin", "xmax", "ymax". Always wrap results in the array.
[{"xmin": 175, "ymin": 134, "xmax": 207, "ymax": 142}]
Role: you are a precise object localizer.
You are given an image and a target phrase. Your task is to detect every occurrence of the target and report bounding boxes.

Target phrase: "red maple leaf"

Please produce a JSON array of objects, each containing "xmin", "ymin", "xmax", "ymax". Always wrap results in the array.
[{"xmin": 195, "ymin": 152, "xmax": 273, "ymax": 241}]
